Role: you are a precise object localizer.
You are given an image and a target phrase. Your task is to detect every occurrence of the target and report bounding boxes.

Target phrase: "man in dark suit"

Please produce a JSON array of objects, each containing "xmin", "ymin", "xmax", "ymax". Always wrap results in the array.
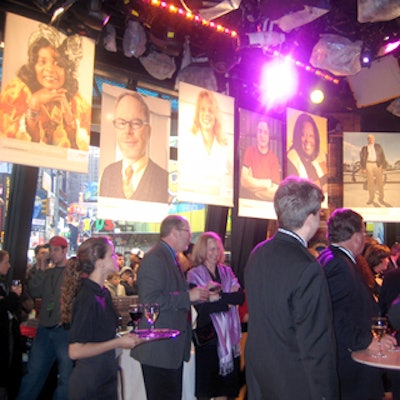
[
  {"xmin": 360, "ymin": 134, "xmax": 387, "ymax": 205},
  {"xmin": 131, "ymin": 215, "xmax": 209, "ymax": 400},
  {"xmin": 244, "ymin": 176, "xmax": 338, "ymax": 400},
  {"xmin": 99, "ymin": 91, "xmax": 169, "ymax": 203},
  {"xmin": 318, "ymin": 208, "xmax": 397, "ymax": 400}
]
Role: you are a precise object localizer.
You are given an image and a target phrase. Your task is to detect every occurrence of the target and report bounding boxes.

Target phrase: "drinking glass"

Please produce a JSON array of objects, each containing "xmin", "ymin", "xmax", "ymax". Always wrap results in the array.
[
  {"xmin": 128, "ymin": 303, "xmax": 143, "ymax": 331},
  {"xmin": 144, "ymin": 303, "xmax": 160, "ymax": 331},
  {"xmin": 371, "ymin": 316, "xmax": 388, "ymax": 358}
]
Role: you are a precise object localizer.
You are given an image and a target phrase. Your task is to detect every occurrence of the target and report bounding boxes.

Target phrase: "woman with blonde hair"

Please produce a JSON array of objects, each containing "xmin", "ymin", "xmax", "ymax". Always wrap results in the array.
[
  {"xmin": 191, "ymin": 90, "xmax": 226, "ymax": 154},
  {"xmin": 187, "ymin": 232, "xmax": 244, "ymax": 400},
  {"xmin": 61, "ymin": 237, "xmax": 142, "ymax": 399}
]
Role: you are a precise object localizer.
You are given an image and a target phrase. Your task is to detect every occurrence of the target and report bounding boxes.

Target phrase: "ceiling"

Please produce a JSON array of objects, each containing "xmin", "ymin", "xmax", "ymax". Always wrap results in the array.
[{"xmin": 1, "ymin": 0, "xmax": 400, "ymax": 125}]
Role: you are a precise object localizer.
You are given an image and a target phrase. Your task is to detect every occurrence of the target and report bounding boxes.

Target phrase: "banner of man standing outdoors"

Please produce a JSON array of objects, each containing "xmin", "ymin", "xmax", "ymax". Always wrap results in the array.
[
  {"xmin": 343, "ymin": 131, "xmax": 400, "ymax": 222},
  {"xmin": 0, "ymin": 13, "xmax": 94, "ymax": 173}
]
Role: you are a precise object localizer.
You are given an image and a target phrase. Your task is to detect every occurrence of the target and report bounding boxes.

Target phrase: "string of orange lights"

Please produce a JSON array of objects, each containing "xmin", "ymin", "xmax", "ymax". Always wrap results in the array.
[{"xmin": 140, "ymin": 0, "xmax": 340, "ymax": 84}]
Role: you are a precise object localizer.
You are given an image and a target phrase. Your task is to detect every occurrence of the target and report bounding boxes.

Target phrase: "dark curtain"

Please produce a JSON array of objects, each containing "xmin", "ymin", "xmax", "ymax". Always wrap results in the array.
[
  {"xmin": 230, "ymin": 215, "xmax": 269, "ymax": 287},
  {"xmin": 4, "ymin": 165, "xmax": 38, "ymax": 283},
  {"xmin": 205, "ymin": 205, "xmax": 229, "ymax": 240}
]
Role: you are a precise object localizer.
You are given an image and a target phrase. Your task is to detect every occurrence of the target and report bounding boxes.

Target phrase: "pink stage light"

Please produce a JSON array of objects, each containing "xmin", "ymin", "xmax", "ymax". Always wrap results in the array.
[
  {"xmin": 377, "ymin": 40, "xmax": 400, "ymax": 57},
  {"xmin": 259, "ymin": 59, "xmax": 298, "ymax": 109}
]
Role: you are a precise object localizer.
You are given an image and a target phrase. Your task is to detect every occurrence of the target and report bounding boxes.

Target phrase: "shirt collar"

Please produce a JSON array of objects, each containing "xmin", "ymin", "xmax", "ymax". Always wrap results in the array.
[
  {"xmin": 122, "ymin": 156, "xmax": 148, "ymax": 176},
  {"xmin": 161, "ymin": 240, "xmax": 177, "ymax": 261},
  {"xmin": 331, "ymin": 244, "xmax": 356, "ymax": 264},
  {"xmin": 278, "ymin": 228, "xmax": 307, "ymax": 248}
]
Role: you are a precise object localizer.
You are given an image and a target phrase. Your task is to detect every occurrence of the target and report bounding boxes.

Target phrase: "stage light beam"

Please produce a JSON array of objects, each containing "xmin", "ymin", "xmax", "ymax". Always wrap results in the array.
[{"xmin": 259, "ymin": 59, "xmax": 298, "ymax": 109}]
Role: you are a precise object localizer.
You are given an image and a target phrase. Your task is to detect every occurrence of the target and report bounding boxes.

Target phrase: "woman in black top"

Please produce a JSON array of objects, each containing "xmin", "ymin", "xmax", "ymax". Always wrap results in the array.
[{"xmin": 61, "ymin": 237, "xmax": 143, "ymax": 400}]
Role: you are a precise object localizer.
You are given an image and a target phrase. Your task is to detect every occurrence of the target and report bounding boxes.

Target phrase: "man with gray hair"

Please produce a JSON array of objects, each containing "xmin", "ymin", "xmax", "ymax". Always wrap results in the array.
[
  {"xmin": 318, "ymin": 208, "xmax": 396, "ymax": 400},
  {"xmin": 245, "ymin": 176, "xmax": 338, "ymax": 400},
  {"xmin": 132, "ymin": 215, "xmax": 209, "ymax": 400}
]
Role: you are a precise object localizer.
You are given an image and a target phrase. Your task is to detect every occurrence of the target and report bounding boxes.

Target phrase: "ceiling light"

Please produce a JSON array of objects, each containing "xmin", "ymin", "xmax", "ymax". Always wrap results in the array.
[
  {"xmin": 360, "ymin": 49, "xmax": 372, "ymax": 68},
  {"xmin": 245, "ymin": 31, "xmax": 285, "ymax": 49},
  {"xmin": 69, "ymin": 0, "xmax": 111, "ymax": 32},
  {"xmin": 50, "ymin": 0, "xmax": 77, "ymax": 24},
  {"xmin": 259, "ymin": 59, "xmax": 298, "ymax": 109},
  {"xmin": 377, "ymin": 38, "xmax": 400, "ymax": 58},
  {"xmin": 310, "ymin": 89, "xmax": 325, "ymax": 104}
]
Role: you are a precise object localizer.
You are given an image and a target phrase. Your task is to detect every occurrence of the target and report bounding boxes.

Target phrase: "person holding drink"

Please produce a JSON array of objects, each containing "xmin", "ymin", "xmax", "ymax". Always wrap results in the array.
[
  {"xmin": 318, "ymin": 208, "xmax": 396, "ymax": 400},
  {"xmin": 132, "ymin": 215, "xmax": 209, "ymax": 400},
  {"xmin": 187, "ymin": 231, "xmax": 244, "ymax": 400},
  {"xmin": 60, "ymin": 237, "xmax": 143, "ymax": 399}
]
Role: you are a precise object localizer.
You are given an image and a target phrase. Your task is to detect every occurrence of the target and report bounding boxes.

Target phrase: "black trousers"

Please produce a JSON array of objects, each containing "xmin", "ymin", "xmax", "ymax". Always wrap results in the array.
[{"xmin": 141, "ymin": 363, "xmax": 183, "ymax": 400}]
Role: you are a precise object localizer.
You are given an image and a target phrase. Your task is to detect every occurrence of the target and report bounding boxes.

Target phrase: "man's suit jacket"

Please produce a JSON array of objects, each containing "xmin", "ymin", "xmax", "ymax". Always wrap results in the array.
[
  {"xmin": 244, "ymin": 231, "xmax": 338, "ymax": 400},
  {"xmin": 99, "ymin": 159, "xmax": 169, "ymax": 203},
  {"xmin": 360, "ymin": 143, "xmax": 387, "ymax": 169},
  {"xmin": 318, "ymin": 246, "xmax": 383, "ymax": 400},
  {"xmin": 131, "ymin": 241, "xmax": 192, "ymax": 369},
  {"xmin": 380, "ymin": 268, "xmax": 400, "ymax": 316}
]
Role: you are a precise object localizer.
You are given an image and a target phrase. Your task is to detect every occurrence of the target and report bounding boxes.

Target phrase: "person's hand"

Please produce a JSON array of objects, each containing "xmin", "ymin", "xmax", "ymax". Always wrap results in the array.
[
  {"xmin": 29, "ymin": 87, "xmax": 68, "ymax": 110},
  {"xmin": 230, "ymin": 284, "xmax": 240, "ymax": 292},
  {"xmin": 39, "ymin": 258, "xmax": 51, "ymax": 271},
  {"xmin": 207, "ymin": 281, "xmax": 222, "ymax": 302},
  {"xmin": 189, "ymin": 286, "xmax": 209, "ymax": 303},
  {"xmin": 207, "ymin": 281, "xmax": 221, "ymax": 293},
  {"xmin": 368, "ymin": 333, "xmax": 397, "ymax": 351},
  {"xmin": 118, "ymin": 333, "xmax": 145, "ymax": 349},
  {"xmin": 10, "ymin": 283, "xmax": 22, "ymax": 297}
]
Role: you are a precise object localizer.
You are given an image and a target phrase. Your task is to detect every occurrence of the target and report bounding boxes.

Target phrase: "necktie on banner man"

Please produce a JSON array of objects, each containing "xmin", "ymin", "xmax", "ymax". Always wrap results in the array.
[{"xmin": 123, "ymin": 165, "xmax": 134, "ymax": 198}]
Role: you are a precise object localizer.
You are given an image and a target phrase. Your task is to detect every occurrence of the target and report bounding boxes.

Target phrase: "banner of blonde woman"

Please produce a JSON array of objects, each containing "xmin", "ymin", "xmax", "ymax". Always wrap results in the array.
[{"xmin": 178, "ymin": 82, "xmax": 234, "ymax": 207}]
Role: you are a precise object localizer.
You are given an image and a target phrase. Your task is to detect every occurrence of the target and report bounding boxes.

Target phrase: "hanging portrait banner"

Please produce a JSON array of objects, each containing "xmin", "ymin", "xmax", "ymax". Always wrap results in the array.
[
  {"xmin": 177, "ymin": 82, "xmax": 235, "ymax": 207},
  {"xmin": 97, "ymin": 83, "xmax": 171, "ymax": 223},
  {"xmin": 237, "ymin": 108, "xmax": 284, "ymax": 219},
  {"xmin": 0, "ymin": 13, "xmax": 94, "ymax": 173},
  {"xmin": 286, "ymin": 108, "xmax": 328, "ymax": 209},
  {"xmin": 343, "ymin": 131, "xmax": 400, "ymax": 222}
]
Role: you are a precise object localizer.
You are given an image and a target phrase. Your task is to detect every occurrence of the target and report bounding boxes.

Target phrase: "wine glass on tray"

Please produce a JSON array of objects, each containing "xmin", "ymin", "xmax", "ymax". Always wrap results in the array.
[
  {"xmin": 145, "ymin": 303, "xmax": 160, "ymax": 331},
  {"xmin": 371, "ymin": 316, "xmax": 388, "ymax": 358},
  {"xmin": 128, "ymin": 303, "xmax": 143, "ymax": 332}
]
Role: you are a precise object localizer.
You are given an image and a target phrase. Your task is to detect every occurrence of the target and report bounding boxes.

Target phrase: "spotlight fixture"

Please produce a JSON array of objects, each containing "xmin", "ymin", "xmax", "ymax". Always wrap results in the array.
[
  {"xmin": 68, "ymin": 0, "xmax": 111, "ymax": 32},
  {"xmin": 360, "ymin": 49, "xmax": 372, "ymax": 68},
  {"xmin": 377, "ymin": 37, "xmax": 400, "ymax": 58},
  {"xmin": 50, "ymin": 0, "xmax": 78, "ymax": 24},
  {"xmin": 310, "ymin": 89, "xmax": 325, "ymax": 104},
  {"xmin": 244, "ymin": 20, "xmax": 285, "ymax": 50}
]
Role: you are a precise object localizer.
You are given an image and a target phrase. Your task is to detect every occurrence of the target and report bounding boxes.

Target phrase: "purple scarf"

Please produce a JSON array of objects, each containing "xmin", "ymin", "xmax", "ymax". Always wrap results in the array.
[{"xmin": 187, "ymin": 264, "xmax": 241, "ymax": 376}]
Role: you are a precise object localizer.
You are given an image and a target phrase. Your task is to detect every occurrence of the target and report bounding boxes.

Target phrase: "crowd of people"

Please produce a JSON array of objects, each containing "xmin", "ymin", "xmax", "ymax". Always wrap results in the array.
[{"xmin": 2, "ymin": 176, "xmax": 400, "ymax": 400}]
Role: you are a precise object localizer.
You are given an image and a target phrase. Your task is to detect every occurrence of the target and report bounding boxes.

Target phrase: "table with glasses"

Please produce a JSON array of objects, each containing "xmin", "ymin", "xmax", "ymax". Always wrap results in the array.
[{"xmin": 351, "ymin": 347, "xmax": 400, "ymax": 370}]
